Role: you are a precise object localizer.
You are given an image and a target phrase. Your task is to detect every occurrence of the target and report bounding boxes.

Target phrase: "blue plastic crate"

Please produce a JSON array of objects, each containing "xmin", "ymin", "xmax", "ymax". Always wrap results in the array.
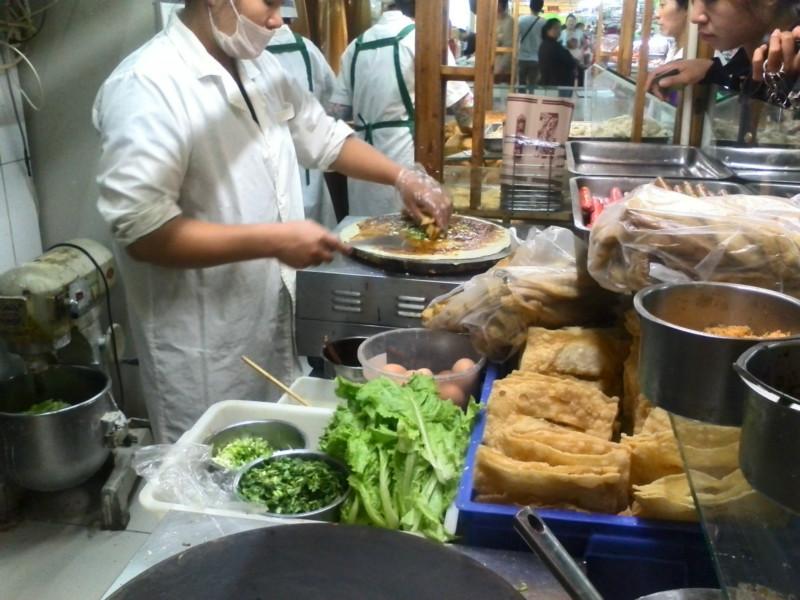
[{"xmin": 457, "ymin": 363, "xmax": 718, "ymax": 599}]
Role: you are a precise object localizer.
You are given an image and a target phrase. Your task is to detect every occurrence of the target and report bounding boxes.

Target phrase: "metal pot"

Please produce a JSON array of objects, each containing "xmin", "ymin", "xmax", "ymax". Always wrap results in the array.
[
  {"xmin": 735, "ymin": 340, "xmax": 800, "ymax": 514},
  {"xmin": 322, "ymin": 336, "xmax": 366, "ymax": 382},
  {"xmin": 0, "ymin": 365, "xmax": 113, "ymax": 491},
  {"xmin": 634, "ymin": 282, "xmax": 800, "ymax": 425}
]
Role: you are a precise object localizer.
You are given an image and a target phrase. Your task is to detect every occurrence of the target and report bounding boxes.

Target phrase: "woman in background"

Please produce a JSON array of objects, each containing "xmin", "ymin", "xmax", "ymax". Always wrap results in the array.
[
  {"xmin": 539, "ymin": 18, "xmax": 580, "ymax": 89},
  {"xmin": 656, "ymin": 0, "xmax": 689, "ymax": 63}
]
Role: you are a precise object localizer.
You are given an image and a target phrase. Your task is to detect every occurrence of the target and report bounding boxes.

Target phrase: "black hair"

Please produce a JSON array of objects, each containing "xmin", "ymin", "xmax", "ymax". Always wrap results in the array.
[
  {"xmin": 674, "ymin": 0, "xmax": 689, "ymax": 9},
  {"xmin": 499, "ymin": 0, "xmax": 509, "ymax": 11},
  {"xmin": 393, "ymin": 0, "xmax": 415, "ymax": 17},
  {"xmin": 530, "ymin": 0, "xmax": 544, "ymax": 13},
  {"xmin": 576, "ymin": 22, "xmax": 585, "ymax": 28},
  {"xmin": 543, "ymin": 17, "xmax": 562, "ymax": 37}
]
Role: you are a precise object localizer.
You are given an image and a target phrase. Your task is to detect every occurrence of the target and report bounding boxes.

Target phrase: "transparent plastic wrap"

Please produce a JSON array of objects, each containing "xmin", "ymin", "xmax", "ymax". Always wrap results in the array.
[
  {"xmin": 422, "ymin": 227, "xmax": 615, "ymax": 362},
  {"xmin": 133, "ymin": 443, "xmax": 254, "ymax": 513},
  {"xmin": 588, "ymin": 184, "xmax": 800, "ymax": 296}
]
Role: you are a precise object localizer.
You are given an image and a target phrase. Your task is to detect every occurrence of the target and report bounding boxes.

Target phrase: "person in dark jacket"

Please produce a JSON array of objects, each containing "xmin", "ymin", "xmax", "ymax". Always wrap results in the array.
[{"xmin": 538, "ymin": 18, "xmax": 579, "ymax": 88}]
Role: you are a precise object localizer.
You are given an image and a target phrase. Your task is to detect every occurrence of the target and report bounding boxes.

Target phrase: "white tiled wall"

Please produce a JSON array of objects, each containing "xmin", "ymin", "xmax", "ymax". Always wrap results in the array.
[{"xmin": 0, "ymin": 64, "xmax": 42, "ymax": 273}]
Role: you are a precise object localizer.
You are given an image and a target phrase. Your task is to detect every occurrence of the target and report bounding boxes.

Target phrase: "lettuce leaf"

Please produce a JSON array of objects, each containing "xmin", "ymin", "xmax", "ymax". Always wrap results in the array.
[{"xmin": 320, "ymin": 374, "xmax": 479, "ymax": 542}]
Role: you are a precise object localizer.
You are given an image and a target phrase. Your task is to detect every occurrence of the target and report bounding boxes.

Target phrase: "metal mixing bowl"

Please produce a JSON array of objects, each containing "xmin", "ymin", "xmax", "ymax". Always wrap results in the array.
[
  {"xmin": 634, "ymin": 282, "xmax": 800, "ymax": 425},
  {"xmin": 736, "ymin": 340, "xmax": 800, "ymax": 514},
  {"xmin": 0, "ymin": 365, "xmax": 113, "ymax": 491},
  {"xmin": 234, "ymin": 449, "xmax": 349, "ymax": 521},
  {"xmin": 322, "ymin": 336, "xmax": 366, "ymax": 382},
  {"xmin": 205, "ymin": 420, "xmax": 306, "ymax": 470}
]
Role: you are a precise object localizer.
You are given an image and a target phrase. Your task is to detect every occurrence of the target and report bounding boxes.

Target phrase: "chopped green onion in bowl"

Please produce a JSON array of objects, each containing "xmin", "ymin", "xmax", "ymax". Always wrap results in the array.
[{"xmin": 214, "ymin": 436, "xmax": 274, "ymax": 470}]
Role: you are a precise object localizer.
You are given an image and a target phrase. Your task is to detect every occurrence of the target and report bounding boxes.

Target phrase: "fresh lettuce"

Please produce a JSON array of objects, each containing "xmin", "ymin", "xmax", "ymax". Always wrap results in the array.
[{"xmin": 319, "ymin": 374, "xmax": 478, "ymax": 542}]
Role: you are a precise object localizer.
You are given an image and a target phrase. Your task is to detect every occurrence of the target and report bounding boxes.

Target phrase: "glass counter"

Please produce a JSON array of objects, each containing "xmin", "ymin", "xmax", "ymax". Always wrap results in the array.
[
  {"xmin": 706, "ymin": 93, "xmax": 800, "ymax": 148},
  {"xmin": 670, "ymin": 414, "xmax": 800, "ymax": 599}
]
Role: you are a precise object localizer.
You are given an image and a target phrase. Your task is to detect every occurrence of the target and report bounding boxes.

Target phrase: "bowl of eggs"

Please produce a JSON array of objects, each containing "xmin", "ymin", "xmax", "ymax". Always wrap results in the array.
[{"xmin": 357, "ymin": 328, "xmax": 486, "ymax": 408}]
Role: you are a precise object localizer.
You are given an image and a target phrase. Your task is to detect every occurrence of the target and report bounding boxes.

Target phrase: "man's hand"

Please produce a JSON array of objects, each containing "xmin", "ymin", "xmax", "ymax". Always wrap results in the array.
[
  {"xmin": 394, "ymin": 165, "xmax": 453, "ymax": 236},
  {"xmin": 752, "ymin": 27, "xmax": 800, "ymax": 82},
  {"xmin": 646, "ymin": 59, "xmax": 714, "ymax": 99},
  {"xmin": 274, "ymin": 221, "xmax": 350, "ymax": 269}
]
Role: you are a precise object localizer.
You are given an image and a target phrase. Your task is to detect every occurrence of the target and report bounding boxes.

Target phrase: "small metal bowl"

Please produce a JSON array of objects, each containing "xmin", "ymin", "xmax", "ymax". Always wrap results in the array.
[
  {"xmin": 205, "ymin": 420, "xmax": 306, "ymax": 470},
  {"xmin": 322, "ymin": 336, "xmax": 367, "ymax": 383},
  {"xmin": 234, "ymin": 450, "xmax": 350, "ymax": 522}
]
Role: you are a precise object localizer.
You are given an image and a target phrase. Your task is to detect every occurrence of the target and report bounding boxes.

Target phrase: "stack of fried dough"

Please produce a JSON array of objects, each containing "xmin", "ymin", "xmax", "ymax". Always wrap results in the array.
[{"xmin": 475, "ymin": 324, "xmax": 755, "ymax": 521}]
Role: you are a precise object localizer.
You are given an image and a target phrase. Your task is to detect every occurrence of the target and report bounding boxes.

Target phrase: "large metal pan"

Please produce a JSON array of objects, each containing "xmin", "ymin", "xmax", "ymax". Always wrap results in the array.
[{"xmin": 107, "ymin": 524, "xmax": 524, "ymax": 600}]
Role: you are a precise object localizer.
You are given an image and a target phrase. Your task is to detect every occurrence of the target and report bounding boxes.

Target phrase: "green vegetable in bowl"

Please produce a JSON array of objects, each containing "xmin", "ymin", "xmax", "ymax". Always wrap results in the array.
[
  {"xmin": 319, "ymin": 374, "xmax": 478, "ymax": 543},
  {"xmin": 214, "ymin": 436, "xmax": 274, "ymax": 469},
  {"xmin": 238, "ymin": 457, "xmax": 346, "ymax": 514},
  {"xmin": 22, "ymin": 399, "xmax": 71, "ymax": 415}
]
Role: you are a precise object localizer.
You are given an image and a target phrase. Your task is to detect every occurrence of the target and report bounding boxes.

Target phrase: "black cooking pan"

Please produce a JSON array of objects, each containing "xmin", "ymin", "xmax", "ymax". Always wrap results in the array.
[{"xmin": 107, "ymin": 523, "xmax": 523, "ymax": 600}]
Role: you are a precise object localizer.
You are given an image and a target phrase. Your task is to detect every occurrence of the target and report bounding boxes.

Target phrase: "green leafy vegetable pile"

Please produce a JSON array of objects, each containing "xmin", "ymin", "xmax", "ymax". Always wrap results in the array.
[
  {"xmin": 238, "ymin": 456, "xmax": 346, "ymax": 514},
  {"xmin": 319, "ymin": 375, "xmax": 479, "ymax": 542},
  {"xmin": 22, "ymin": 399, "xmax": 71, "ymax": 415},
  {"xmin": 214, "ymin": 436, "xmax": 274, "ymax": 469}
]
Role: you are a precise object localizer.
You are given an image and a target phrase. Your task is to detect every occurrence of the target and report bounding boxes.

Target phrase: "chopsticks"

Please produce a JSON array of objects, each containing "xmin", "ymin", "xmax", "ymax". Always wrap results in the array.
[{"xmin": 241, "ymin": 355, "xmax": 311, "ymax": 407}]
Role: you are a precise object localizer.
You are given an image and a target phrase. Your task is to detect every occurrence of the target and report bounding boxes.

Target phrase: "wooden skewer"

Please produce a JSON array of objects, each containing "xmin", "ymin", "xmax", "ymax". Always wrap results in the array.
[{"xmin": 241, "ymin": 355, "xmax": 311, "ymax": 407}]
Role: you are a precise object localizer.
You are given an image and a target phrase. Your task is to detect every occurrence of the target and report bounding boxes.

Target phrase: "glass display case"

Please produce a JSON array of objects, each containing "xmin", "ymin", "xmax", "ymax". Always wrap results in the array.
[{"xmin": 706, "ymin": 93, "xmax": 800, "ymax": 148}]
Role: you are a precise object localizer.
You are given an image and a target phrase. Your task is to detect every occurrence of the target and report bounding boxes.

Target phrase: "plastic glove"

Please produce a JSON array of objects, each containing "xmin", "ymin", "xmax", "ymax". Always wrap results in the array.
[{"xmin": 394, "ymin": 164, "xmax": 453, "ymax": 238}]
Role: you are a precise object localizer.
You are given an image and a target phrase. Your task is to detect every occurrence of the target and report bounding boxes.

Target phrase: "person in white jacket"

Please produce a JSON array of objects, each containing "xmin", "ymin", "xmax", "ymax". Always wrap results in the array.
[
  {"xmin": 93, "ymin": 0, "xmax": 451, "ymax": 442},
  {"xmin": 267, "ymin": 3, "xmax": 338, "ymax": 228},
  {"xmin": 329, "ymin": 0, "xmax": 472, "ymax": 216}
]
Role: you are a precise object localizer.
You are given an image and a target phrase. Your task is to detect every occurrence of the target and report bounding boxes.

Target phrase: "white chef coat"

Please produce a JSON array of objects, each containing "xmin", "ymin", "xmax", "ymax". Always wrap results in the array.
[
  {"xmin": 331, "ymin": 11, "xmax": 470, "ymax": 216},
  {"xmin": 268, "ymin": 25, "xmax": 338, "ymax": 228},
  {"xmin": 93, "ymin": 13, "xmax": 352, "ymax": 442}
]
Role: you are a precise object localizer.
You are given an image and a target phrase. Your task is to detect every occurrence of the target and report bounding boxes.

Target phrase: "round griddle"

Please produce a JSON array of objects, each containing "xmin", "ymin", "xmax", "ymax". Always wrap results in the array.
[
  {"xmin": 108, "ymin": 524, "xmax": 523, "ymax": 600},
  {"xmin": 350, "ymin": 244, "xmax": 511, "ymax": 275}
]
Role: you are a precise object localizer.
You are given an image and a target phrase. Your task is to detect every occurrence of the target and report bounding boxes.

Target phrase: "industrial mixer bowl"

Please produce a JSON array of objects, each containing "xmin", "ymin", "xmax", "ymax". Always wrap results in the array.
[{"xmin": 0, "ymin": 365, "xmax": 114, "ymax": 491}]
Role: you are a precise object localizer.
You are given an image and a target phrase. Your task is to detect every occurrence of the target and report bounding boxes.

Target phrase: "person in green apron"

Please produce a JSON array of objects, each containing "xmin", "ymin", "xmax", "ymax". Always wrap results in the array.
[
  {"xmin": 267, "ymin": 4, "xmax": 338, "ymax": 228},
  {"xmin": 329, "ymin": 0, "xmax": 473, "ymax": 216}
]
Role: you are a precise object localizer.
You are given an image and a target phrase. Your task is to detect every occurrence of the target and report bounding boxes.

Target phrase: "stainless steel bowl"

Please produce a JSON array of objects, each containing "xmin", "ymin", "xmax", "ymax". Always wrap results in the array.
[
  {"xmin": 205, "ymin": 420, "xmax": 306, "ymax": 470},
  {"xmin": 735, "ymin": 340, "xmax": 800, "ymax": 513},
  {"xmin": 0, "ymin": 365, "xmax": 113, "ymax": 491},
  {"xmin": 234, "ymin": 449, "xmax": 349, "ymax": 521},
  {"xmin": 634, "ymin": 282, "xmax": 800, "ymax": 425},
  {"xmin": 322, "ymin": 336, "xmax": 366, "ymax": 383}
]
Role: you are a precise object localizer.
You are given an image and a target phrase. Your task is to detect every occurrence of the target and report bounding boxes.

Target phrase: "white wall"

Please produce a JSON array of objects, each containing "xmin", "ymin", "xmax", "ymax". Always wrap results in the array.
[{"xmin": 18, "ymin": 0, "xmax": 159, "ymax": 416}]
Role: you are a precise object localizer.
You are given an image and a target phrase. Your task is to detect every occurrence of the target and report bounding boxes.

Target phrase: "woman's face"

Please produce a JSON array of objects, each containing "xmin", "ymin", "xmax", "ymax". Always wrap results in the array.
[
  {"xmin": 566, "ymin": 15, "xmax": 576, "ymax": 29},
  {"xmin": 210, "ymin": 0, "xmax": 283, "ymax": 35},
  {"xmin": 656, "ymin": 0, "xmax": 687, "ymax": 39},
  {"xmin": 691, "ymin": 0, "xmax": 771, "ymax": 51},
  {"xmin": 547, "ymin": 24, "xmax": 560, "ymax": 39}
]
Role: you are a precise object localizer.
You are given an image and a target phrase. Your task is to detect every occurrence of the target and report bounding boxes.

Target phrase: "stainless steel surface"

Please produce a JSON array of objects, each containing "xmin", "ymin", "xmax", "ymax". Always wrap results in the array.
[
  {"xmin": 705, "ymin": 146, "xmax": 800, "ymax": 184},
  {"xmin": 567, "ymin": 142, "xmax": 733, "ymax": 179},
  {"xmin": 296, "ymin": 217, "xmax": 471, "ymax": 358},
  {"xmin": 514, "ymin": 507, "xmax": 603, "ymax": 600},
  {"xmin": 736, "ymin": 340, "xmax": 800, "ymax": 514},
  {"xmin": 205, "ymin": 420, "xmax": 307, "ymax": 469},
  {"xmin": 233, "ymin": 450, "xmax": 349, "ymax": 522},
  {"xmin": 636, "ymin": 590, "xmax": 722, "ymax": 600},
  {"xmin": 322, "ymin": 336, "xmax": 366, "ymax": 382},
  {"xmin": 569, "ymin": 176, "xmax": 751, "ymax": 236},
  {"xmin": 744, "ymin": 181, "xmax": 800, "ymax": 198},
  {"xmin": 634, "ymin": 282, "xmax": 800, "ymax": 425},
  {"xmin": 0, "ymin": 365, "xmax": 114, "ymax": 491},
  {"xmin": 105, "ymin": 511, "xmax": 569, "ymax": 600}
]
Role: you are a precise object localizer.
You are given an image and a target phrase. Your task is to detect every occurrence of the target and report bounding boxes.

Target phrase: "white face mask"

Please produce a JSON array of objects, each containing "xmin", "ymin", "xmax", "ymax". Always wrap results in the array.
[{"xmin": 209, "ymin": 0, "xmax": 276, "ymax": 60}]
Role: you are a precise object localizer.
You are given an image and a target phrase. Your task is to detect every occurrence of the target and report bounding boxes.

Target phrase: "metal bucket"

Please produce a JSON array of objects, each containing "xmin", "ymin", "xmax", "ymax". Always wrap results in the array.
[
  {"xmin": 735, "ymin": 340, "xmax": 800, "ymax": 513},
  {"xmin": 0, "ymin": 365, "xmax": 113, "ymax": 491},
  {"xmin": 322, "ymin": 337, "xmax": 366, "ymax": 382},
  {"xmin": 634, "ymin": 282, "xmax": 800, "ymax": 425}
]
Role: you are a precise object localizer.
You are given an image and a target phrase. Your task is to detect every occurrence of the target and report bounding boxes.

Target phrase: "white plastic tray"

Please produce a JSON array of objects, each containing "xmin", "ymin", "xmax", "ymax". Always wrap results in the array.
[
  {"xmin": 277, "ymin": 376, "xmax": 341, "ymax": 409},
  {"xmin": 138, "ymin": 400, "xmax": 335, "ymax": 523}
]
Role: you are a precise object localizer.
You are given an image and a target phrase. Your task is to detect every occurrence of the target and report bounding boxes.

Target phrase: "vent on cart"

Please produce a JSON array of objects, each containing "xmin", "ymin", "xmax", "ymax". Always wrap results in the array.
[
  {"xmin": 397, "ymin": 295, "xmax": 427, "ymax": 319},
  {"xmin": 332, "ymin": 290, "xmax": 363, "ymax": 314}
]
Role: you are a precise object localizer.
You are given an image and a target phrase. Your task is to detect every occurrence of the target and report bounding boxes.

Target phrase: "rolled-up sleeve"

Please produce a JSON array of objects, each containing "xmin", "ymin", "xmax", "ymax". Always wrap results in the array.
[{"xmin": 93, "ymin": 72, "xmax": 187, "ymax": 247}]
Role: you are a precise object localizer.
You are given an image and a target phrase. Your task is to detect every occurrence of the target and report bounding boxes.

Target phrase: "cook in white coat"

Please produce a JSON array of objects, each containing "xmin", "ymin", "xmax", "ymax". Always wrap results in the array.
[
  {"xmin": 267, "ymin": 6, "xmax": 338, "ymax": 228},
  {"xmin": 93, "ymin": 0, "xmax": 452, "ymax": 442},
  {"xmin": 329, "ymin": 0, "xmax": 473, "ymax": 216}
]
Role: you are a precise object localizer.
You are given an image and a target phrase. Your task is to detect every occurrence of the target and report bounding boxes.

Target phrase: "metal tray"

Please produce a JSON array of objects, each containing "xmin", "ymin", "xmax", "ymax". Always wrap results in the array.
[
  {"xmin": 745, "ymin": 181, "xmax": 800, "ymax": 198},
  {"xmin": 569, "ymin": 176, "xmax": 751, "ymax": 237},
  {"xmin": 566, "ymin": 141, "xmax": 734, "ymax": 179},
  {"xmin": 705, "ymin": 145, "xmax": 800, "ymax": 184},
  {"xmin": 350, "ymin": 245, "xmax": 510, "ymax": 276}
]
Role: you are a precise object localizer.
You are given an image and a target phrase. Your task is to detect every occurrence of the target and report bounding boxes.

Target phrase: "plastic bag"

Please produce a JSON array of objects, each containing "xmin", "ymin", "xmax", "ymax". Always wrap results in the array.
[
  {"xmin": 588, "ymin": 184, "xmax": 800, "ymax": 295},
  {"xmin": 422, "ymin": 226, "xmax": 615, "ymax": 362},
  {"xmin": 133, "ymin": 443, "xmax": 254, "ymax": 512}
]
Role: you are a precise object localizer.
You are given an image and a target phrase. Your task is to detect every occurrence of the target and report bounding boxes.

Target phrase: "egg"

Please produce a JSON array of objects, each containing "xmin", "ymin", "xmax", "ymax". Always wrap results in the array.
[
  {"xmin": 414, "ymin": 368, "xmax": 434, "ymax": 377},
  {"xmin": 451, "ymin": 358, "xmax": 476, "ymax": 373},
  {"xmin": 437, "ymin": 369, "xmax": 453, "ymax": 377},
  {"xmin": 383, "ymin": 363, "xmax": 408, "ymax": 376},
  {"xmin": 438, "ymin": 382, "xmax": 466, "ymax": 408}
]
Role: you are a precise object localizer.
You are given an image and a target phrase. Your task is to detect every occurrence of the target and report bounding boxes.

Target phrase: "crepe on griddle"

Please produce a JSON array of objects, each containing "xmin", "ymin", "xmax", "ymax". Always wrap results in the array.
[{"xmin": 339, "ymin": 213, "xmax": 510, "ymax": 262}]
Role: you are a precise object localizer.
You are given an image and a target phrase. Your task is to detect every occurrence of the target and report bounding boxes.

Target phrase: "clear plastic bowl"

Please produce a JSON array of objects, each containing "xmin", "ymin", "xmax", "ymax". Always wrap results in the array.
[{"xmin": 357, "ymin": 328, "xmax": 486, "ymax": 407}]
